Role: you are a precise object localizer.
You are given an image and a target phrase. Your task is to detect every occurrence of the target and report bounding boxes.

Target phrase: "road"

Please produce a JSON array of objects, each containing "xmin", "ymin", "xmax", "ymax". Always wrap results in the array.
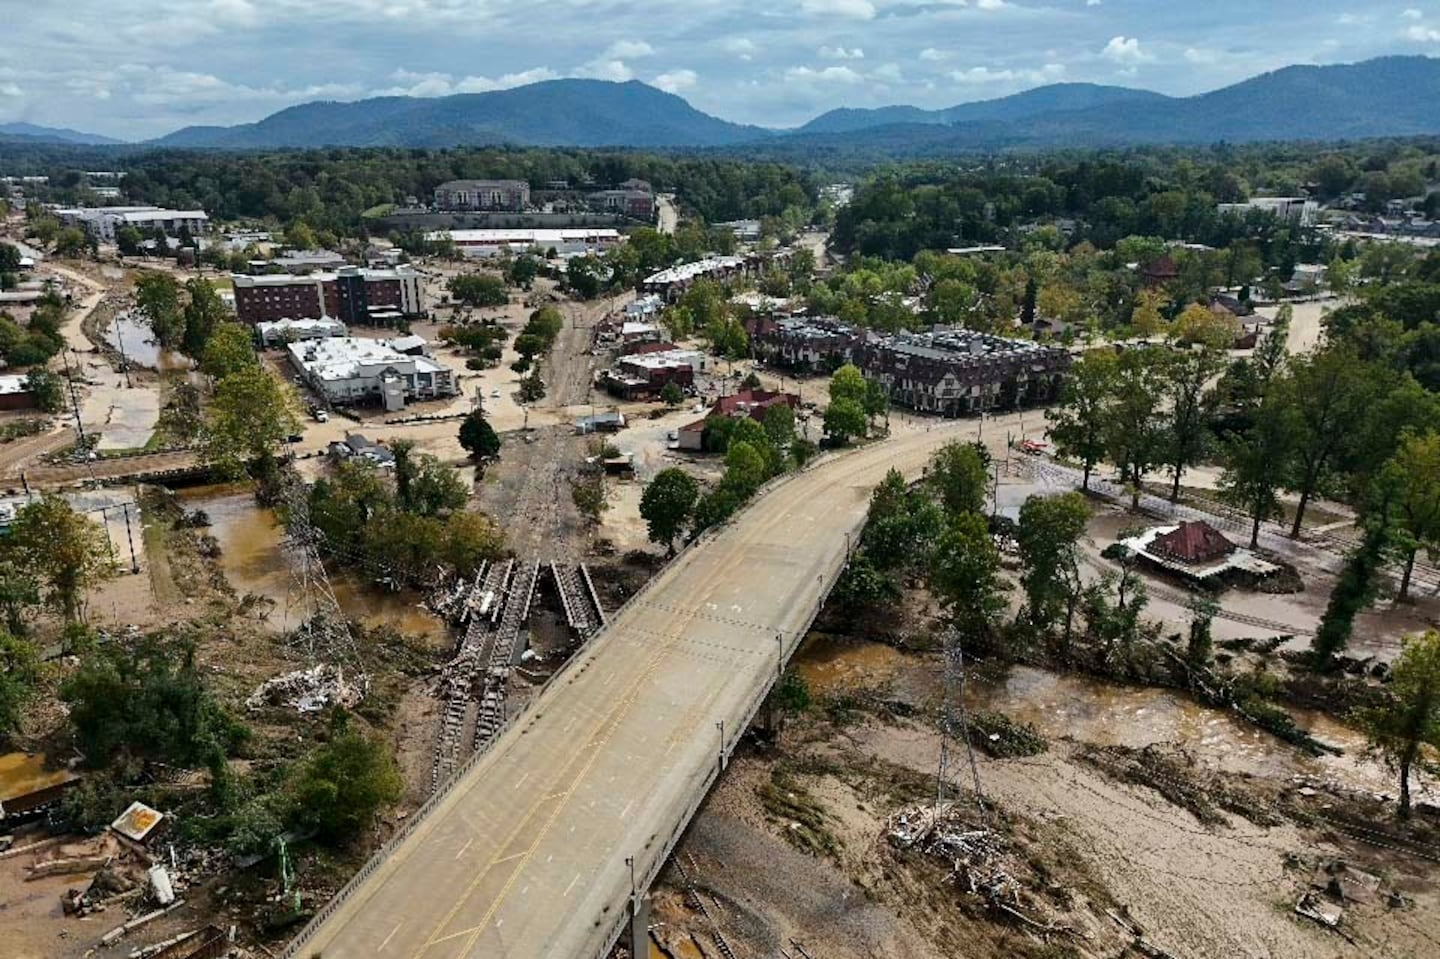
[
  {"xmin": 0, "ymin": 448, "xmax": 200, "ymax": 491},
  {"xmin": 283, "ymin": 420, "xmax": 971, "ymax": 959},
  {"xmin": 656, "ymin": 194, "xmax": 678, "ymax": 236}
]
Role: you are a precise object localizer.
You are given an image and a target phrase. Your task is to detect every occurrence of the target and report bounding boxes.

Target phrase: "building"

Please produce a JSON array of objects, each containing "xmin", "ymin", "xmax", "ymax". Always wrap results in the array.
[
  {"xmin": 53, "ymin": 206, "xmax": 209, "ymax": 242},
  {"xmin": 574, "ymin": 410, "xmax": 626, "ymax": 434},
  {"xmin": 718, "ymin": 220, "xmax": 762, "ymax": 242},
  {"xmin": 600, "ymin": 348, "xmax": 708, "ymax": 399},
  {"xmin": 620, "ymin": 321, "xmax": 664, "ymax": 348},
  {"xmin": 433, "ymin": 179, "xmax": 531, "ymax": 212},
  {"xmin": 1120, "ymin": 521, "xmax": 1279, "ymax": 584},
  {"xmin": 855, "ymin": 330, "xmax": 1070, "ymax": 416},
  {"xmin": 1140, "ymin": 255, "xmax": 1179, "ymax": 287},
  {"xmin": 256, "ymin": 316, "xmax": 348, "ymax": 348},
  {"xmin": 232, "ymin": 266, "xmax": 423, "ymax": 327},
  {"xmin": 677, "ymin": 389, "xmax": 800, "ymax": 451},
  {"xmin": 287, "ymin": 337, "xmax": 458, "ymax": 410},
  {"xmin": 1217, "ymin": 197, "xmax": 1319, "ymax": 227},
  {"xmin": 587, "ymin": 190, "xmax": 655, "ymax": 220},
  {"xmin": 752, "ymin": 315, "xmax": 858, "ymax": 371},
  {"xmin": 429, "ymin": 228, "xmax": 623, "ymax": 259},
  {"xmin": 640, "ymin": 256, "xmax": 752, "ymax": 302},
  {"xmin": 329, "ymin": 433, "xmax": 396, "ymax": 467},
  {"xmin": 266, "ymin": 249, "xmax": 349, "ymax": 273},
  {"xmin": 1151, "ymin": 521, "xmax": 1236, "ymax": 565},
  {"xmin": 0, "ymin": 374, "xmax": 37, "ymax": 411},
  {"xmin": 0, "ymin": 752, "xmax": 80, "ymax": 824}
]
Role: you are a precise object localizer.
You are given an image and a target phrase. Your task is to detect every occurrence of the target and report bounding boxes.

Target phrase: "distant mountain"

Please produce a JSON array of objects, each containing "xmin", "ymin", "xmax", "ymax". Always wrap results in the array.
[
  {"xmin": 774, "ymin": 56, "xmax": 1440, "ymax": 157},
  {"xmin": 151, "ymin": 79, "xmax": 770, "ymax": 149},
  {"xmin": 0, "ymin": 122, "xmax": 123, "ymax": 145},
  {"xmin": 796, "ymin": 83, "xmax": 1172, "ymax": 135}
]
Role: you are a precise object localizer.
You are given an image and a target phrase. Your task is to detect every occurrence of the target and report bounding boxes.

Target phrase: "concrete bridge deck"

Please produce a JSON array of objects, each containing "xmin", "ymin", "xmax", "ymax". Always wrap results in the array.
[{"xmin": 283, "ymin": 422, "xmax": 967, "ymax": 959}]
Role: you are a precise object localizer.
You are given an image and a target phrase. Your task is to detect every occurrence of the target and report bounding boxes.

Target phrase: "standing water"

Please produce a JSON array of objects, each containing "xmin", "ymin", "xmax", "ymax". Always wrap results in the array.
[{"xmin": 177, "ymin": 485, "xmax": 450, "ymax": 646}]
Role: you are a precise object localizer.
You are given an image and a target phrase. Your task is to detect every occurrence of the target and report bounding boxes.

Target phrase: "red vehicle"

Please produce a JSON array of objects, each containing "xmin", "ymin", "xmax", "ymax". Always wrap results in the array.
[{"xmin": 1020, "ymin": 439, "xmax": 1049, "ymax": 456}]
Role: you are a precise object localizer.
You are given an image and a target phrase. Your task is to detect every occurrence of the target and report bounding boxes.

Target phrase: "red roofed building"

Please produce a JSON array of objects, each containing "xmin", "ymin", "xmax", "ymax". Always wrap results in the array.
[
  {"xmin": 676, "ymin": 389, "xmax": 800, "ymax": 452},
  {"xmin": 1141, "ymin": 255, "xmax": 1179, "ymax": 287},
  {"xmin": 1150, "ymin": 521, "xmax": 1235, "ymax": 565}
]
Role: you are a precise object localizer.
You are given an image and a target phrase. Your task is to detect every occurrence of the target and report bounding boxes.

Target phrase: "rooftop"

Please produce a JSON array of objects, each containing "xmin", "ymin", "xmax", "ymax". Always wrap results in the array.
[
  {"xmin": 288, "ymin": 337, "xmax": 450, "ymax": 382},
  {"xmin": 643, "ymin": 256, "xmax": 747, "ymax": 286},
  {"xmin": 430, "ymin": 228, "xmax": 621, "ymax": 244}
]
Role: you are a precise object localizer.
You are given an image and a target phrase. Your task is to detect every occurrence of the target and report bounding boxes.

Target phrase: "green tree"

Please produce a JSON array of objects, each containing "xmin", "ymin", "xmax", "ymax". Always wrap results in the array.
[
  {"xmin": 54, "ymin": 227, "xmax": 89, "ymax": 259},
  {"xmin": 199, "ymin": 322, "xmax": 258, "ymax": 379},
  {"xmin": 823, "ymin": 399, "xmax": 866, "ymax": 445},
  {"xmin": 640, "ymin": 468, "xmax": 700, "ymax": 555},
  {"xmin": 283, "ymin": 220, "xmax": 317, "ymax": 250},
  {"xmin": 448, "ymin": 273, "xmax": 509, "ymax": 307},
  {"xmin": 458, "ymin": 410, "xmax": 502, "ymax": 460},
  {"xmin": 288, "ymin": 711, "xmax": 402, "ymax": 843},
  {"xmin": 182, "ymin": 278, "xmax": 227, "ymax": 358},
  {"xmin": 1016, "ymin": 493, "xmax": 1091, "ymax": 642},
  {"xmin": 1219, "ymin": 396, "xmax": 1298, "ymax": 548},
  {"xmin": 722, "ymin": 440, "xmax": 767, "ymax": 498},
  {"xmin": 1385, "ymin": 434, "xmax": 1440, "ymax": 601},
  {"xmin": 0, "ymin": 553, "xmax": 39, "ymax": 635},
  {"xmin": 1046, "ymin": 351, "xmax": 1116, "ymax": 491},
  {"xmin": 828, "ymin": 363, "xmax": 867, "ymax": 407},
  {"xmin": 1105, "ymin": 347, "xmax": 1167, "ymax": 509},
  {"xmin": 518, "ymin": 367, "xmax": 546, "ymax": 404},
  {"xmin": 439, "ymin": 511, "xmax": 505, "ymax": 577},
  {"xmin": 9, "ymin": 494, "xmax": 114, "ymax": 623},
  {"xmin": 571, "ymin": 472, "xmax": 609, "ymax": 526},
  {"xmin": 660, "ymin": 381, "xmax": 684, "ymax": 408},
  {"xmin": 135, "ymin": 272, "xmax": 184, "ymax": 348},
  {"xmin": 1313, "ymin": 515, "xmax": 1392, "ymax": 665},
  {"xmin": 23, "ymin": 369, "xmax": 64, "ymax": 412},
  {"xmin": 1160, "ymin": 347, "xmax": 1222, "ymax": 501},
  {"xmin": 0, "ymin": 631, "xmax": 39, "ymax": 740},
  {"xmin": 1358, "ymin": 630, "xmax": 1440, "ymax": 819},
  {"xmin": 115, "ymin": 226, "xmax": 144, "ymax": 257},
  {"xmin": 762, "ymin": 404, "xmax": 795, "ymax": 450},
  {"xmin": 202, "ymin": 366, "xmax": 302, "ymax": 482},
  {"xmin": 507, "ymin": 254, "xmax": 540, "ymax": 289},
  {"xmin": 932, "ymin": 512, "xmax": 1009, "ymax": 643},
  {"xmin": 929, "ymin": 441, "xmax": 989, "ymax": 517}
]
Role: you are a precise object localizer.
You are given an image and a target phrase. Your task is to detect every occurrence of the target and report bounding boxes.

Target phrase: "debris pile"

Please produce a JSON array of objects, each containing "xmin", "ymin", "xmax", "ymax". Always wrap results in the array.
[
  {"xmin": 886, "ymin": 802, "xmax": 1078, "ymax": 939},
  {"xmin": 1079, "ymin": 743, "xmax": 1282, "ymax": 827},
  {"xmin": 246, "ymin": 663, "xmax": 363, "ymax": 712},
  {"xmin": 1294, "ymin": 858, "xmax": 1388, "ymax": 937},
  {"xmin": 967, "ymin": 711, "xmax": 1048, "ymax": 758}
]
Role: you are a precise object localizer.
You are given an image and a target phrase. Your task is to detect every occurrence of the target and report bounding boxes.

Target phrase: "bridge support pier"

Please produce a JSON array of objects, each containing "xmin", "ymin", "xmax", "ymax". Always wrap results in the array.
[{"xmin": 627, "ymin": 892, "xmax": 651, "ymax": 957}]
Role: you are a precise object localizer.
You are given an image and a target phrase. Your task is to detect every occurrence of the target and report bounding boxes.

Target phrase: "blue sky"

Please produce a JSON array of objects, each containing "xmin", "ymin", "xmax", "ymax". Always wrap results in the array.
[{"xmin": 0, "ymin": 0, "xmax": 1437, "ymax": 139}]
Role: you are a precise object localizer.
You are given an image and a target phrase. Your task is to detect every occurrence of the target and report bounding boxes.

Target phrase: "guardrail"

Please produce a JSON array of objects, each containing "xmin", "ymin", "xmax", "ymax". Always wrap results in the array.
[{"xmin": 278, "ymin": 438, "xmax": 882, "ymax": 959}]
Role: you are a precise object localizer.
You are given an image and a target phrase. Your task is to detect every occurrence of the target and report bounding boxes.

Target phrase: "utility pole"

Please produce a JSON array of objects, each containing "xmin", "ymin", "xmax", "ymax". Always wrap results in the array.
[
  {"xmin": 122, "ymin": 502, "xmax": 140, "ymax": 574},
  {"xmin": 60, "ymin": 348, "xmax": 88, "ymax": 451}
]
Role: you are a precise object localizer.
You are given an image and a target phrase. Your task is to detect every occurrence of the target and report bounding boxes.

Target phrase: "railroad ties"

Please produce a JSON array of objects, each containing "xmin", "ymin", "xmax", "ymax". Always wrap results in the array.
[
  {"xmin": 551, "ymin": 562, "xmax": 607, "ymax": 636},
  {"xmin": 473, "ymin": 561, "xmax": 541, "ymax": 753}
]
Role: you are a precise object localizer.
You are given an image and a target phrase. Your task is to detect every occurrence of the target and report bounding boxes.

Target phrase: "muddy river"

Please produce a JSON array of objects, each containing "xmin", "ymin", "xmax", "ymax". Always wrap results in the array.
[
  {"xmin": 795, "ymin": 633, "xmax": 1395, "ymax": 794},
  {"xmin": 176, "ymin": 485, "xmax": 450, "ymax": 646},
  {"xmin": 104, "ymin": 313, "xmax": 189, "ymax": 371}
]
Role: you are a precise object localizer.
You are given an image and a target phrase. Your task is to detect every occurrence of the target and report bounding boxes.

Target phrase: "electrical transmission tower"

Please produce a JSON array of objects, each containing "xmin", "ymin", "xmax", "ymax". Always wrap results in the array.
[
  {"xmin": 935, "ymin": 627, "xmax": 988, "ymax": 826},
  {"xmin": 279, "ymin": 468, "xmax": 365, "ymax": 685}
]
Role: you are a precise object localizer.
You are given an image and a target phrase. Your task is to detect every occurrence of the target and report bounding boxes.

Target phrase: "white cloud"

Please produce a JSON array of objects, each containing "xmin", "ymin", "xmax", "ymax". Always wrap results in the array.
[
  {"xmin": 604, "ymin": 40, "xmax": 655, "ymax": 59},
  {"xmin": 653, "ymin": 68, "xmax": 697, "ymax": 92},
  {"xmin": 919, "ymin": 48, "xmax": 947, "ymax": 61},
  {"xmin": 1403, "ymin": 8, "xmax": 1423, "ymax": 20},
  {"xmin": 0, "ymin": 83, "xmax": 23, "ymax": 98},
  {"xmin": 949, "ymin": 63, "xmax": 1065, "ymax": 84},
  {"xmin": 721, "ymin": 37, "xmax": 757, "ymax": 60},
  {"xmin": 377, "ymin": 67, "xmax": 557, "ymax": 97},
  {"xmin": 799, "ymin": 0, "xmax": 876, "ymax": 20},
  {"xmin": 1408, "ymin": 24, "xmax": 1440, "ymax": 41},
  {"xmin": 784, "ymin": 65, "xmax": 865, "ymax": 84},
  {"xmin": 1086, "ymin": 0, "xmax": 1102, "ymax": 6},
  {"xmin": 872, "ymin": 62, "xmax": 903, "ymax": 82},
  {"xmin": 1184, "ymin": 47, "xmax": 1219, "ymax": 64},
  {"xmin": 819, "ymin": 45, "xmax": 865, "ymax": 60},
  {"xmin": 976, "ymin": 0, "xmax": 1009, "ymax": 8},
  {"xmin": 1101, "ymin": 36, "xmax": 1152, "ymax": 64},
  {"xmin": 580, "ymin": 59, "xmax": 634, "ymax": 81}
]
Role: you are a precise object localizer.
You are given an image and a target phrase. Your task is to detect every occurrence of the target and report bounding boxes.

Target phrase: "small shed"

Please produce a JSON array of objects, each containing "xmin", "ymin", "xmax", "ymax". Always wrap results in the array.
[{"xmin": 1150, "ymin": 520, "xmax": 1235, "ymax": 565}]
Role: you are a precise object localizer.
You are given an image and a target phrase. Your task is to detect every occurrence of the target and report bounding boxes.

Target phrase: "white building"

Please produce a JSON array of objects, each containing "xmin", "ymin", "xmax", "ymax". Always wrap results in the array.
[
  {"xmin": 287, "ymin": 337, "xmax": 458, "ymax": 411},
  {"xmin": 256, "ymin": 317, "xmax": 348, "ymax": 348},
  {"xmin": 53, "ymin": 206, "xmax": 210, "ymax": 242},
  {"xmin": 1217, "ymin": 197, "xmax": 1319, "ymax": 227},
  {"xmin": 427, "ymin": 228, "xmax": 623, "ymax": 259}
]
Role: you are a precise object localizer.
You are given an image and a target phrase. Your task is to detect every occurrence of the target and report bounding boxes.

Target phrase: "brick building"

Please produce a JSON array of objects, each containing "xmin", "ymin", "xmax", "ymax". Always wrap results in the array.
[
  {"xmin": 856, "ymin": 330, "xmax": 1070, "ymax": 416},
  {"xmin": 433, "ymin": 179, "xmax": 531, "ymax": 212},
  {"xmin": 232, "ymin": 266, "xmax": 423, "ymax": 327},
  {"xmin": 751, "ymin": 315, "xmax": 859, "ymax": 371}
]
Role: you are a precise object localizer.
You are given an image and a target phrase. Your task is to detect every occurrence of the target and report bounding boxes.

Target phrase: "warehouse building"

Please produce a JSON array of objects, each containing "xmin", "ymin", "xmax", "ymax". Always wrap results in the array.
[{"xmin": 287, "ymin": 337, "xmax": 458, "ymax": 411}]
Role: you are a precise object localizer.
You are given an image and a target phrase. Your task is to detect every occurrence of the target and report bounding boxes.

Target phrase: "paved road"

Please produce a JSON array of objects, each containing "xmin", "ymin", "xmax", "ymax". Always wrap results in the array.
[
  {"xmin": 0, "ymin": 448, "xmax": 200, "ymax": 490},
  {"xmin": 285, "ymin": 421, "xmax": 970, "ymax": 959}
]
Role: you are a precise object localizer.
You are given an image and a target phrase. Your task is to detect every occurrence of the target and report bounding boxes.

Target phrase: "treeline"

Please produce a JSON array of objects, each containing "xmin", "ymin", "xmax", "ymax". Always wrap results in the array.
[{"xmin": 0, "ymin": 144, "xmax": 817, "ymax": 236}]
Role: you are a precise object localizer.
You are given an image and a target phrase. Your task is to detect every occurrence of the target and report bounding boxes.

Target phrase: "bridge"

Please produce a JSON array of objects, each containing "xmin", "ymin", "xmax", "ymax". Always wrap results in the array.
[
  {"xmin": 0, "ymin": 448, "xmax": 206, "ymax": 492},
  {"xmin": 280, "ymin": 422, "xmax": 967, "ymax": 959}
]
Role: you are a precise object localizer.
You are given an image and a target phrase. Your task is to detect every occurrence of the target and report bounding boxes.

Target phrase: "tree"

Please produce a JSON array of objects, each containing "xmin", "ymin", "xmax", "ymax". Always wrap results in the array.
[
  {"xmin": 439, "ymin": 511, "xmax": 505, "ymax": 577},
  {"xmin": 1385, "ymin": 434, "xmax": 1440, "ymax": 601},
  {"xmin": 1160, "ymin": 347, "xmax": 1222, "ymax": 501},
  {"xmin": 9, "ymin": 494, "xmax": 113, "ymax": 623},
  {"xmin": 135, "ymin": 272, "xmax": 184, "ymax": 348},
  {"xmin": 929, "ymin": 441, "xmax": 989, "ymax": 517},
  {"xmin": 54, "ymin": 228, "xmax": 89, "ymax": 259},
  {"xmin": 448, "ymin": 273, "xmax": 508, "ymax": 308},
  {"xmin": 823, "ymin": 399, "xmax": 867, "ymax": 445},
  {"xmin": 1312, "ymin": 515, "xmax": 1392, "ymax": 665},
  {"xmin": 1219, "ymin": 396, "xmax": 1298, "ymax": 548},
  {"xmin": 23, "ymin": 369, "xmax": 64, "ymax": 412},
  {"xmin": 1046, "ymin": 351, "xmax": 1116, "ymax": 491},
  {"xmin": 571, "ymin": 472, "xmax": 609, "ymax": 526},
  {"xmin": 115, "ymin": 226, "xmax": 144, "ymax": 257},
  {"xmin": 932, "ymin": 513, "xmax": 1008, "ymax": 643},
  {"xmin": 1172, "ymin": 303, "xmax": 1239, "ymax": 351},
  {"xmin": 403, "ymin": 452, "xmax": 468, "ymax": 517},
  {"xmin": 198, "ymin": 322, "xmax": 257, "ymax": 379},
  {"xmin": 201, "ymin": 366, "xmax": 302, "ymax": 483},
  {"xmin": 722, "ymin": 440, "xmax": 767, "ymax": 498},
  {"xmin": 762, "ymin": 404, "xmax": 795, "ymax": 450},
  {"xmin": 1281, "ymin": 345, "xmax": 1382, "ymax": 537},
  {"xmin": 1016, "ymin": 493, "xmax": 1090, "ymax": 642},
  {"xmin": 284, "ymin": 221, "xmax": 318, "ymax": 250},
  {"xmin": 1104, "ymin": 347, "xmax": 1167, "ymax": 509},
  {"xmin": 565, "ymin": 255, "xmax": 607, "ymax": 299},
  {"xmin": 640, "ymin": 468, "xmax": 700, "ymax": 555},
  {"xmin": 518, "ymin": 368, "xmax": 546, "ymax": 404},
  {"xmin": 1186, "ymin": 595, "xmax": 1219, "ymax": 671},
  {"xmin": 507, "ymin": 254, "xmax": 539, "ymax": 289},
  {"xmin": 660, "ymin": 381, "xmax": 684, "ymax": 408},
  {"xmin": 458, "ymin": 410, "xmax": 502, "ymax": 460},
  {"xmin": 1358, "ymin": 630, "xmax": 1440, "ymax": 819},
  {"xmin": 0, "ymin": 631, "xmax": 39, "ymax": 740},
  {"xmin": 861, "ymin": 468, "xmax": 946, "ymax": 576},
  {"xmin": 288, "ymin": 711, "xmax": 402, "ymax": 843},
  {"xmin": 182, "ymin": 278, "xmax": 227, "ymax": 358},
  {"xmin": 828, "ymin": 363, "xmax": 867, "ymax": 407}
]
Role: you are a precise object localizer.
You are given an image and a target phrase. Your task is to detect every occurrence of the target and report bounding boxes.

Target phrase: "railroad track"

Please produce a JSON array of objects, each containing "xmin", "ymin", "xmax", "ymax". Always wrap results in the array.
[{"xmin": 552, "ymin": 561, "xmax": 606, "ymax": 636}]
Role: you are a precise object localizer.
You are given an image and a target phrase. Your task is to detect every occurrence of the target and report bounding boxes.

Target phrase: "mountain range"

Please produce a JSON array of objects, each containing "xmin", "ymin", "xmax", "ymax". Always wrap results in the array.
[{"xmin": 6, "ymin": 55, "xmax": 1440, "ymax": 154}]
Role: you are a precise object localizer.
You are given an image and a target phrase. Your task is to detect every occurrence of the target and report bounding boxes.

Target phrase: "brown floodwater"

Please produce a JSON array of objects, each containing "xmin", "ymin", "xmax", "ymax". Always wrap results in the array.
[
  {"xmin": 176, "ymin": 485, "xmax": 449, "ymax": 645},
  {"xmin": 105, "ymin": 313, "xmax": 189, "ymax": 371},
  {"xmin": 793, "ymin": 633, "xmax": 1393, "ymax": 794}
]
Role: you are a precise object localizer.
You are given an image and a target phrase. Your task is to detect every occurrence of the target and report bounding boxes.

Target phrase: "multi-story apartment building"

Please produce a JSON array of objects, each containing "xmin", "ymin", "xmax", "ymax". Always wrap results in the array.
[
  {"xmin": 855, "ymin": 330, "xmax": 1070, "ymax": 416},
  {"xmin": 433, "ymin": 179, "xmax": 531, "ymax": 212},
  {"xmin": 231, "ymin": 266, "xmax": 424, "ymax": 327},
  {"xmin": 53, "ymin": 206, "xmax": 210, "ymax": 242}
]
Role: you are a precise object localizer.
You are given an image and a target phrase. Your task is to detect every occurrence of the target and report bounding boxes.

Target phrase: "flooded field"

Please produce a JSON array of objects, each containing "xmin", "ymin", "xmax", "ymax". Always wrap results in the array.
[
  {"xmin": 177, "ymin": 484, "xmax": 450, "ymax": 646},
  {"xmin": 104, "ymin": 313, "xmax": 188, "ymax": 371},
  {"xmin": 794, "ymin": 632, "xmax": 1396, "ymax": 794}
]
